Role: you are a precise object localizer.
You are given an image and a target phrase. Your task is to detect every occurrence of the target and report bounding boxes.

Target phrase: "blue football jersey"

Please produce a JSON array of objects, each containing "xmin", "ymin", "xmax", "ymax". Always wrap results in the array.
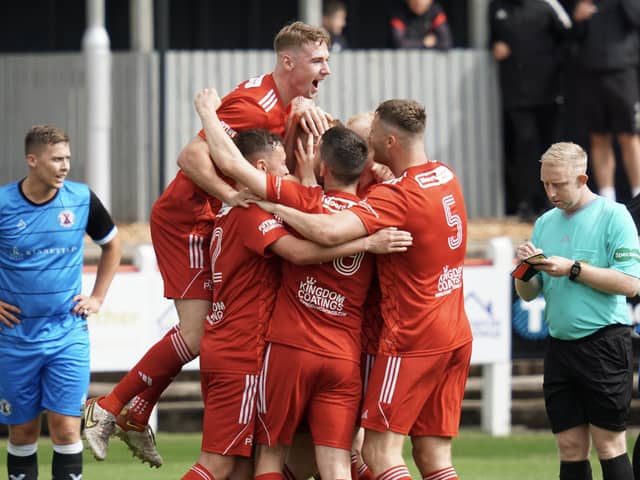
[{"xmin": 0, "ymin": 180, "xmax": 93, "ymax": 341}]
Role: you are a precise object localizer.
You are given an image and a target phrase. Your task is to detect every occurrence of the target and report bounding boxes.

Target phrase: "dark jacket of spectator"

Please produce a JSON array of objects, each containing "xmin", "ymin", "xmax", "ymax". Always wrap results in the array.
[
  {"xmin": 565, "ymin": 0, "xmax": 640, "ymax": 71},
  {"xmin": 490, "ymin": 0, "xmax": 572, "ymax": 109},
  {"xmin": 390, "ymin": 1, "xmax": 453, "ymax": 50}
]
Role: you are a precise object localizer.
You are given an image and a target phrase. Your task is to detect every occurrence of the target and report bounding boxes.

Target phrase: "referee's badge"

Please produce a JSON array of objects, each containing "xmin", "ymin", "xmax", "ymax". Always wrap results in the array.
[{"xmin": 58, "ymin": 210, "xmax": 75, "ymax": 228}]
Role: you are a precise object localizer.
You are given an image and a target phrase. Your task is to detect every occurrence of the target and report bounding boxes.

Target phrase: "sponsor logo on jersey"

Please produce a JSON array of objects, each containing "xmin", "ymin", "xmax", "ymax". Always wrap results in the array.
[
  {"xmin": 9, "ymin": 245, "xmax": 77, "ymax": 261},
  {"xmin": 436, "ymin": 265, "xmax": 463, "ymax": 297},
  {"xmin": 297, "ymin": 276, "xmax": 347, "ymax": 316},
  {"xmin": 58, "ymin": 210, "xmax": 75, "ymax": 228},
  {"xmin": 258, "ymin": 217, "xmax": 283, "ymax": 235},
  {"xmin": 245, "ymin": 74, "xmax": 266, "ymax": 88},
  {"xmin": 16, "ymin": 219, "xmax": 26, "ymax": 230},
  {"xmin": 220, "ymin": 120, "xmax": 238, "ymax": 138},
  {"xmin": 415, "ymin": 165, "xmax": 454, "ymax": 189},
  {"xmin": 0, "ymin": 399, "xmax": 12, "ymax": 416},
  {"xmin": 614, "ymin": 248, "xmax": 640, "ymax": 262},
  {"xmin": 207, "ymin": 301, "xmax": 226, "ymax": 325},
  {"xmin": 321, "ymin": 194, "xmax": 358, "ymax": 213}
]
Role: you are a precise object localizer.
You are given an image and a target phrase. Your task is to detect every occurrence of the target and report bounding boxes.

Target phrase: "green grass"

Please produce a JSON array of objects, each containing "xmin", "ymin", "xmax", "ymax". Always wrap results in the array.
[{"xmin": 0, "ymin": 429, "xmax": 637, "ymax": 479}]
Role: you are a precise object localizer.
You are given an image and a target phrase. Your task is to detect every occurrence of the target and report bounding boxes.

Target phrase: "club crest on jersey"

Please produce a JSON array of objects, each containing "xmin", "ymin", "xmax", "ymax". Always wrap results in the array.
[
  {"xmin": 0, "ymin": 399, "xmax": 12, "ymax": 416},
  {"xmin": 58, "ymin": 210, "xmax": 75, "ymax": 228}
]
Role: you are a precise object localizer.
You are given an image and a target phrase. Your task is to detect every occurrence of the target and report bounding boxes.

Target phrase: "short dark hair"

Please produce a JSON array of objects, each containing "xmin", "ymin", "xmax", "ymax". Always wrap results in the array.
[
  {"xmin": 25, "ymin": 124, "xmax": 69, "ymax": 155},
  {"xmin": 320, "ymin": 126, "xmax": 368, "ymax": 185},
  {"xmin": 233, "ymin": 129, "xmax": 283, "ymax": 166},
  {"xmin": 375, "ymin": 99, "xmax": 426, "ymax": 135},
  {"xmin": 323, "ymin": 0, "xmax": 347, "ymax": 16}
]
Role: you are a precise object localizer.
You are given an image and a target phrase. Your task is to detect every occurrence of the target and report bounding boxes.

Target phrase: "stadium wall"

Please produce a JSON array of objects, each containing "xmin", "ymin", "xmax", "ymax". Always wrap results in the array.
[{"xmin": 0, "ymin": 49, "xmax": 503, "ymax": 220}]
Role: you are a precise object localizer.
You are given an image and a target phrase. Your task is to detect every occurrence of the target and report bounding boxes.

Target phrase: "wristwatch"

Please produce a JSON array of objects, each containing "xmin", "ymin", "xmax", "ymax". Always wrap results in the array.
[{"xmin": 569, "ymin": 261, "xmax": 581, "ymax": 281}]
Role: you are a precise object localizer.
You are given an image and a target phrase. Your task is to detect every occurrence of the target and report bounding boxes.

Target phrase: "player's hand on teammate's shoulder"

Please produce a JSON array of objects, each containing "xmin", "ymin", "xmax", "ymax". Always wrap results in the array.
[
  {"xmin": 0, "ymin": 299, "xmax": 21, "ymax": 328},
  {"xmin": 194, "ymin": 88, "xmax": 222, "ymax": 118},
  {"xmin": 371, "ymin": 162, "xmax": 395, "ymax": 182},
  {"xmin": 365, "ymin": 227, "xmax": 413, "ymax": 254},
  {"xmin": 225, "ymin": 188, "xmax": 260, "ymax": 208}
]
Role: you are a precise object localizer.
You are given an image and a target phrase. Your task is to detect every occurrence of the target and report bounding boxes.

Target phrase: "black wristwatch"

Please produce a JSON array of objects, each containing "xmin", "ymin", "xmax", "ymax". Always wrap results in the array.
[{"xmin": 569, "ymin": 261, "xmax": 581, "ymax": 281}]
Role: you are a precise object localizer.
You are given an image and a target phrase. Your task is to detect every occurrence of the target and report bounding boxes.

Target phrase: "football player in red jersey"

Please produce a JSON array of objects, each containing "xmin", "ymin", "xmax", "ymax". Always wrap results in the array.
[
  {"xmin": 246, "ymin": 99, "xmax": 472, "ymax": 480},
  {"xmin": 83, "ymin": 22, "xmax": 334, "ymax": 466}
]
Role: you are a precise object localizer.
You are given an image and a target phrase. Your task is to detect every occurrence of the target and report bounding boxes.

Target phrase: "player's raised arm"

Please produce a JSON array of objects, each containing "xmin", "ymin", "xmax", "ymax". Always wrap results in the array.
[
  {"xmin": 194, "ymin": 88, "xmax": 269, "ymax": 199},
  {"xmin": 177, "ymin": 136, "xmax": 251, "ymax": 207}
]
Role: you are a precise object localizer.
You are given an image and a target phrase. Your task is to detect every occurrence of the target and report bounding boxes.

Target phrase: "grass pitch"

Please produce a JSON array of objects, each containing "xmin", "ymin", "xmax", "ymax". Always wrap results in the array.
[{"xmin": 0, "ymin": 429, "xmax": 637, "ymax": 479}]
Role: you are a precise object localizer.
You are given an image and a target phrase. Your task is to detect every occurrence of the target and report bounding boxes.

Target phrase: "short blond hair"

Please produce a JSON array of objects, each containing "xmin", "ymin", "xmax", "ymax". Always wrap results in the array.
[
  {"xmin": 540, "ymin": 142, "xmax": 587, "ymax": 176},
  {"xmin": 273, "ymin": 21, "xmax": 331, "ymax": 52}
]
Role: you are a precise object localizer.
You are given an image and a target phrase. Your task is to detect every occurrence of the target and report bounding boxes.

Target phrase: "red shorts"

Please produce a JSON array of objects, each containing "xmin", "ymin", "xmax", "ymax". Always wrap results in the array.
[
  {"xmin": 256, "ymin": 343, "xmax": 361, "ymax": 451},
  {"xmin": 201, "ymin": 371, "xmax": 258, "ymax": 457},
  {"xmin": 150, "ymin": 207, "xmax": 213, "ymax": 300},
  {"xmin": 360, "ymin": 342, "xmax": 472, "ymax": 437}
]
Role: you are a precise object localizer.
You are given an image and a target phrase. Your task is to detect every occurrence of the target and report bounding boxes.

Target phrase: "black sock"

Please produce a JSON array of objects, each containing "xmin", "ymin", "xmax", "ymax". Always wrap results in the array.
[
  {"xmin": 600, "ymin": 453, "xmax": 633, "ymax": 480},
  {"xmin": 633, "ymin": 433, "xmax": 640, "ymax": 480},
  {"xmin": 52, "ymin": 451, "xmax": 83, "ymax": 480},
  {"xmin": 8, "ymin": 452, "xmax": 38, "ymax": 480},
  {"xmin": 560, "ymin": 459, "xmax": 592, "ymax": 480}
]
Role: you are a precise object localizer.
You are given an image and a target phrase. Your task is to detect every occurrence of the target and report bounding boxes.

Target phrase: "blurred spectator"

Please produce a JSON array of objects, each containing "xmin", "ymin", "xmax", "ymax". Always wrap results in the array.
[
  {"xmin": 489, "ymin": 0, "xmax": 572, "ymax": 220},
  {"xmin": 322, "ymin": 0, "xmax": 349, "ymax": 52},
  {"xmin": 389, "ymin": 0, "xmax": 453, "ymax": 50},
  {"xmin": 564, "ymin": 0, "xmax": 640, "ymax": 202}
]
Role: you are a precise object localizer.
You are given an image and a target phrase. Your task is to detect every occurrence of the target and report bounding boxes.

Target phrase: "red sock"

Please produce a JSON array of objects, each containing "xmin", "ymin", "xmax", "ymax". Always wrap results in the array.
[
  {"xmin": 100, "ymin": 325, "xmax": 195, "ymax": 416},
  {"xmin": 255, "ymin": 473, "xmax": 284, "ymax": 480},
  {"xmin": 358, "ymin": 463, "xmax": 375, "ymax": 480},
  {"xmin": 376, "ymin": 465, "xmax": 411, "ymax": 480},
  {"xmin": 423, "ymin": 466, "xmax": 458, "ymax": 480},
  {"xmin": 182, "ymin": 463, "xmax": 215, "ymax": 480},
  {"xmin": 350, "ymin": 453, "xmax": 359, "ymax": 480}
]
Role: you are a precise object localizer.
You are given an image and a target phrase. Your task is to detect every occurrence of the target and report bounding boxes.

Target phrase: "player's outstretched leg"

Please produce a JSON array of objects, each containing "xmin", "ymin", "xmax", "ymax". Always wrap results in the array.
[
  {"xmin": 115, "ymin": 408, "xmax": 164, "ymax": 468},
  {"xmin": 82, "ymin": 397, "xmax": 117, "ymax": 460}
]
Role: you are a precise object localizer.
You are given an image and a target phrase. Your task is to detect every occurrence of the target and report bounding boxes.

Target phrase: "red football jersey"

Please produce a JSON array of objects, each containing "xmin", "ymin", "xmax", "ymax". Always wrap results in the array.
[
  {"xmin": 265, "ymin": 175, "xmax": 375, "ymax": 363},
  {"xmin": 349, "ymin": 162, "xmax": 473, "ymax": 356},
  {"xmin": 153, "ymin": 73, "xmax": 291, "ymax": 226},
  {"xmin": 199, "ymin": 204, "xmax": 288, "ymax": 375}
]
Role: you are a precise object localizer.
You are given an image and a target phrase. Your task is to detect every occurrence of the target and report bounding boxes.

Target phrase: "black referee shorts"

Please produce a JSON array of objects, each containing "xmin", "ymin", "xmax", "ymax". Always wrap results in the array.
[
  {"xmin": 578, "ymin": 67, "xmax": 640, "ymax": 135},
  {"xmin": 543, "ymin": 324, "xmax": 633, "ymax": 434}
]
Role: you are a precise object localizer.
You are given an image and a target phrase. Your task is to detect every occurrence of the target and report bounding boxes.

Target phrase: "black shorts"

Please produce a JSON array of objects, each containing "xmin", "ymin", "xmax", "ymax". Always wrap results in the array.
[
  {"xmin": 543, "ymin": 324, "xmax": 633, "ymax": 434},
  {"xmin": 578, "ymin": 67, "xmax": 640, "ymax": 134}
]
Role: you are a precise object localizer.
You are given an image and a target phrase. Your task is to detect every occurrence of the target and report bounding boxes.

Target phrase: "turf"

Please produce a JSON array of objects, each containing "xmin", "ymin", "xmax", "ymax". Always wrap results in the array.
[{"xmin": 0, "ymin": 429, "xmax": 637, "ymax": 479}]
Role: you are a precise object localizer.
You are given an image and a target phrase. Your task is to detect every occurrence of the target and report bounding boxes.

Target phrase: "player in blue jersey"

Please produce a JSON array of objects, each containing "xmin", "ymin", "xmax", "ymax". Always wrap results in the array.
[{"xmin": 0, "ymin": 125, "xmax": 121, "ymax": 480}]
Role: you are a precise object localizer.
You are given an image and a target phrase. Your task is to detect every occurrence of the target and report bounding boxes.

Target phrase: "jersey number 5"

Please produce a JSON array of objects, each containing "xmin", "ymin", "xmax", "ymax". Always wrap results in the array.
[{"xmin": 442, "ymin": 194, "xmax": 463, "ymax": 250}]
